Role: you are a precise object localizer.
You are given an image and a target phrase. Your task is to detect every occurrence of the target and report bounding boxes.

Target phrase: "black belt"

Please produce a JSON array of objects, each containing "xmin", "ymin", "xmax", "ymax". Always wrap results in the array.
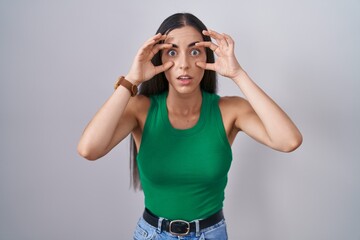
[{"xmin": 143, "ymin": 208, "xmax": 224, "ymax": 236}]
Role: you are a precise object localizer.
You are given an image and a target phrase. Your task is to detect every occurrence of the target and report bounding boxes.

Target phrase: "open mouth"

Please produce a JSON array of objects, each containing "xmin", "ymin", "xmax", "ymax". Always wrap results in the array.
[{"xmin": 177, "ymin": 75, "xmax": 193, "ymax": 85}]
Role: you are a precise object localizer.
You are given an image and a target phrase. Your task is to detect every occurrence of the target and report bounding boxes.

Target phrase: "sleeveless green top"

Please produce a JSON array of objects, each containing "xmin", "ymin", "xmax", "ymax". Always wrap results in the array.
[{"xmin": 137, "ymin": 91, "xmax": 232, "ymax": 221}]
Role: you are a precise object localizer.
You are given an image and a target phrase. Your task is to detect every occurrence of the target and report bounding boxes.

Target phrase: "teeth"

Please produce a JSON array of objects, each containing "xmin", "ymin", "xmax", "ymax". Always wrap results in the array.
[{"xmin": 178, "ymin": 76, "xmax": 190, "ymax": 80}]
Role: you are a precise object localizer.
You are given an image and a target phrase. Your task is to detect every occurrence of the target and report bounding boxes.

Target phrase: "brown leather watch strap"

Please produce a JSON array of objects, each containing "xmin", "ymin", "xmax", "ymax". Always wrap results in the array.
[{"xmin": 114, "ymin": 76, "xmax": 138, "ymax": 96}]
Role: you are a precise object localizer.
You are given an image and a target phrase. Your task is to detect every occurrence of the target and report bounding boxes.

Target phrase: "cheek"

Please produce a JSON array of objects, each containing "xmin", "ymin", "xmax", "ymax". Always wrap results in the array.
[
  {"xmin": 163, "ymin": 66, "xmax": 174, "ymax": 81},
  {"xmin": 161, "ymin": 54, "xmax": 172, "ymax": 78},
  {"xmin": 199, "ymin": 53, "xmax": 206, "ymax": 62},
  {"xmin": 195, "ymin": 55, "xmax": 206, "ymax": 70},
  {"xmin": 194, "ymin": 55, "xmax": 206, "ymax": 69}
]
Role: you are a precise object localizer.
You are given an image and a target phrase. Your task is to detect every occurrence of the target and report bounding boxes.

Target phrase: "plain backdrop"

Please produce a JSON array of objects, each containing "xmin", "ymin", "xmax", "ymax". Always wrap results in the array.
[{"xmin": 1, "ymin": 0, "xmax": 359, "ymax": 239}]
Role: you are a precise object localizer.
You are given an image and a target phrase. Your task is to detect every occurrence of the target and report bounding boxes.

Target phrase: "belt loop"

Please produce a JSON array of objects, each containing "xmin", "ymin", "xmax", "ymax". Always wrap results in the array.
[
  {"xmin": 157, "ymin": 217, "xmax": 164, "ymax": 233},
  {"xmin": 195, "ymin": 219, "xmax": 200, "ymax": 237}
]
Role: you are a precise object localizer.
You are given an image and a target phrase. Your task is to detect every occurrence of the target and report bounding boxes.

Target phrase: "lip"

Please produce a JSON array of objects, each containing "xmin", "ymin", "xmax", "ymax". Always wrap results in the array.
[
  {"xmin": 177, "ymin": 74, "xmax": 192, "ymax": 85},
  {"xmin": 177, "ymin": 74, "xmax": 193, "ymax": 80}
]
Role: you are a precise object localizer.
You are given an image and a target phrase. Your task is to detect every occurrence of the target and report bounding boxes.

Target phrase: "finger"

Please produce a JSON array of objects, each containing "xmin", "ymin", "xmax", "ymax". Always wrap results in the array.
[
  {"xmin": 154, "ymin": 42, "xmax": 173, "ymax": 50},
  {"xmin": 196, "ymin": 61, "xmax": 216, "ymax": 71},
  {"xmin": 143, "ymin": 33, "xmax": 161, "ymax": 46},
  {"xmin": 154, "ymin": 61, "xmax": 174, "ymax": 75},
  {"xmin": 149, "ymin": 43, "xmax": 172, "ymax": 58},
  {"xmin": 203, "ymin": 29, "xmax": 228, "ymax": 46},
  {"xmin": 139, "ymin": 35, "xmax": 168, "ymax": 58},
  {"xmin": 223, "ymin": 33, "xmax": 234, "ymax": 45},
  {"xmin": 207, "ymin": 29, "xmax": 229, "ymax": 46},
  {"xmin": 223, "ymin": 33, "xmax": 234, "ymax": 50},
  {"xmin": 140, "ymin": 37, "xmax": 160, "ymax": 54},
  {"xmin": 142, "ymin": 33, "xmax": 166, "ymax": 49},
  {"xmin": 205, "ymin": 29, "xmax": 222, "ymax": 39},
  {"xmin": 195, "ymin": 41, "xmax": 219, "ymax": 53},
  {"xmin": 154, "ymin": 34, "xmax": 167, "ymax": 44},
  {"xmin": 152, "ymin": 33, "xmax": 167, "ymax": 42}
]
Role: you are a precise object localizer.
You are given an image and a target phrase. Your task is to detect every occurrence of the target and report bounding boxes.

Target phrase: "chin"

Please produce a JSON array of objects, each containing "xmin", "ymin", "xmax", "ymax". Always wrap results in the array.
[{"xmin": 171, "ymin": 85, "xmax": 201, "ymax": 95}]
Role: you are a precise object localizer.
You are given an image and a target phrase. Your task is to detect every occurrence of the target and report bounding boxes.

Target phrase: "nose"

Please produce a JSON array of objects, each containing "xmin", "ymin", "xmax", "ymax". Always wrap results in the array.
[{"xmin": 178, "ymin": 53, "xmax": 190, "ymax": 70}]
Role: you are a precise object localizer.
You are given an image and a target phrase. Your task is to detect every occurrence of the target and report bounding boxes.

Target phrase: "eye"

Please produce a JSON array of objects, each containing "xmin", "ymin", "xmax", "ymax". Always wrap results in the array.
[
  {"xmin": 167, "ymin": 49, "xmax": 177, "ymax": 57},
  {"xmin": 190, "ymin": 49, "xmax": 201, "ymax": 56}
]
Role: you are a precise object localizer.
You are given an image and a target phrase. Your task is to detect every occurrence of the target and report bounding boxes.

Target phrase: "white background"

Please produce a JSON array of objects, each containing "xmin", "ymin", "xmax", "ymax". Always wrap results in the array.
[{"xmin": 1, "ymin": 0, "xmax": 359, "ymax": 239}]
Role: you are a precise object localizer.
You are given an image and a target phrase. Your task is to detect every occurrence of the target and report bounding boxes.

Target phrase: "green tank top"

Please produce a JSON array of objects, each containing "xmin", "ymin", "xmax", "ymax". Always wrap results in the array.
[{"xmin": 137, "ymin": 91, "xmax": 232, "ymax": 221}]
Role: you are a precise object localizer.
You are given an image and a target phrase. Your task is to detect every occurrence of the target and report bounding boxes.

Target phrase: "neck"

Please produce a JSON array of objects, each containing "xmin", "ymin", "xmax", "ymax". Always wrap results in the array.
[{"xmin": 166, "ymin": 88, "xmax": 202, "ymax": 115}]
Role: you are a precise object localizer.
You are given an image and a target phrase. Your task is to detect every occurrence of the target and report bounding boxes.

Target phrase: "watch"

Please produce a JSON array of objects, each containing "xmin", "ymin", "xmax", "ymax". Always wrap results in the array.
[{"xmin": 114, "ymin": 76, "xmax": 138, "ymax": 96}]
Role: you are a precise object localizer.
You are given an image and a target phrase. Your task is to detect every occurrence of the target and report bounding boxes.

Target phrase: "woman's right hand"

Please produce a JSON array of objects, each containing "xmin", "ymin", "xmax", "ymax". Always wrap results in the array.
[{"xmin": 126, "ymin": 33, "xmax": 174, "ymax": 84}]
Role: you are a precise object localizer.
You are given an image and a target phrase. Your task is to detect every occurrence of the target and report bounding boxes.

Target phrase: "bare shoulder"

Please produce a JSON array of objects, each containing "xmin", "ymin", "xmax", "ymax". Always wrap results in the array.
[
  {"xmin": 219, "ymin": 95, "xmax": 251, "ymax": 113},
  {"xmin": 218, "ymin": 96, "xmax": 253, "ymax": 138}
]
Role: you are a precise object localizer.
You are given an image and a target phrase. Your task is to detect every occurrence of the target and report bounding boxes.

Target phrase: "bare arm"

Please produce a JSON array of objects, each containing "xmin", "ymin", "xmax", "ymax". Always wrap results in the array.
[
  {"xmin": 196, "ymin": 30, "xmax": 302, "ymax": 152},
  {"xmin": 77, "ymin": 86, "xmax": 135, "ymax": 160},
  {"xmin": 77, "ymin": 34, "xmax": 174, "ymax": 160},
  {"xmin": 232, "ymin": 72, "xmax": 302, "ymax": 152}
]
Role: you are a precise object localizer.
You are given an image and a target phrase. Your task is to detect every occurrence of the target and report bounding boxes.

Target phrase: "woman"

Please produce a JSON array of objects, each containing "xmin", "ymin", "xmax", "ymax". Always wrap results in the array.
[{"xmin": 78, "ymin": 13, "xmax": 302, "ymax": 240}]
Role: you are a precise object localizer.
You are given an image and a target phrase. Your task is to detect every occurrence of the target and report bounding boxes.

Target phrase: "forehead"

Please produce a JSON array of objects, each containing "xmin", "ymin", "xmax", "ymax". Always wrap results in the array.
[{"xmin": 164, "ymin": 26, "xmax": 203, "ymax": 44}]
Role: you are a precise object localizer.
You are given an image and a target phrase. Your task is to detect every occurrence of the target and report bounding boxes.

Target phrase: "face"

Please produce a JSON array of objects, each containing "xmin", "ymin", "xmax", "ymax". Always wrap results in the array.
[{"xmin": 161, "ymin": 26, "xmax": 206, "ymax": 95}]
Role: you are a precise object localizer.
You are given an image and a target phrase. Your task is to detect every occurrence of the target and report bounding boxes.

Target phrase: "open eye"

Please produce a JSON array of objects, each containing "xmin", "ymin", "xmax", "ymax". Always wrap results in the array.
[
  {"xmin": 167, "ymin": 49, "xmax": 177, "ymax": 57},
  {"xmin": 190, "ymin": 49, "xmax": 201, "ymax": 56}
]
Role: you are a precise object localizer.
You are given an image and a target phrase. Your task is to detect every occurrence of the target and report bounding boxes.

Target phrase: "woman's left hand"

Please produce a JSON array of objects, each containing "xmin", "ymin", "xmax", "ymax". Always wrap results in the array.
[{"xmin": 195, "ymin": 30, "xmax": 243, "ymax": 79}]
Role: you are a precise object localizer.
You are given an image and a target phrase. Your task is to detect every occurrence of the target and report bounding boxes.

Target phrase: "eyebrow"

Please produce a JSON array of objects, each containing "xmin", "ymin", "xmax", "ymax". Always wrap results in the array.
[{"xmin": 170, "ymin": 41, "xmax": 200, "ymax": 48}]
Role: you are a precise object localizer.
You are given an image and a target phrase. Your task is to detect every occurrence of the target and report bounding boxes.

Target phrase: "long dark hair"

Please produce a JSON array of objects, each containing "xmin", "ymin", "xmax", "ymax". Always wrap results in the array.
[{"xmin": 130, "ymin": 13, "xmax": 217, "ymax": 190}]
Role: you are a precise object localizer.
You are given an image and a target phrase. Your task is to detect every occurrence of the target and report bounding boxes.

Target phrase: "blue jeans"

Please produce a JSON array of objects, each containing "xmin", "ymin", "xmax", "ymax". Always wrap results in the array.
[{"xmin": 133, "ymin": 216, "xmax": 228, "ymax": 240}]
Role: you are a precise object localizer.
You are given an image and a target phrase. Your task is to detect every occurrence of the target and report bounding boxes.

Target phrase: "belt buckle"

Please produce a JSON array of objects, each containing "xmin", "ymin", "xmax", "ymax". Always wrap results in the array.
[{"xmin": 169, "ymin": 220, "xmax": 190, "ymax": 236}]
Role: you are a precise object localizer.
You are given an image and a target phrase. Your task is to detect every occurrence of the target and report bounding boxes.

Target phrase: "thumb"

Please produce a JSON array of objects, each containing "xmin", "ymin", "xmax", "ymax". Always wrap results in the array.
[
  {"xmin": 154, "ymin": 61, "xmax": 174, "ymax": 75},
  {"xmin": 196, "ymin": 61, "xmax": 215, "ymax": 71}
]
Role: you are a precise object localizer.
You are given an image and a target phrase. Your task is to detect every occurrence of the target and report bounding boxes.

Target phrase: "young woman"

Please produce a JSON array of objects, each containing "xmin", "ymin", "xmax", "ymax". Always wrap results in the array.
[{"xmin": 78, "ymin": 13, "xmax": 302, "ymax": 240}]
